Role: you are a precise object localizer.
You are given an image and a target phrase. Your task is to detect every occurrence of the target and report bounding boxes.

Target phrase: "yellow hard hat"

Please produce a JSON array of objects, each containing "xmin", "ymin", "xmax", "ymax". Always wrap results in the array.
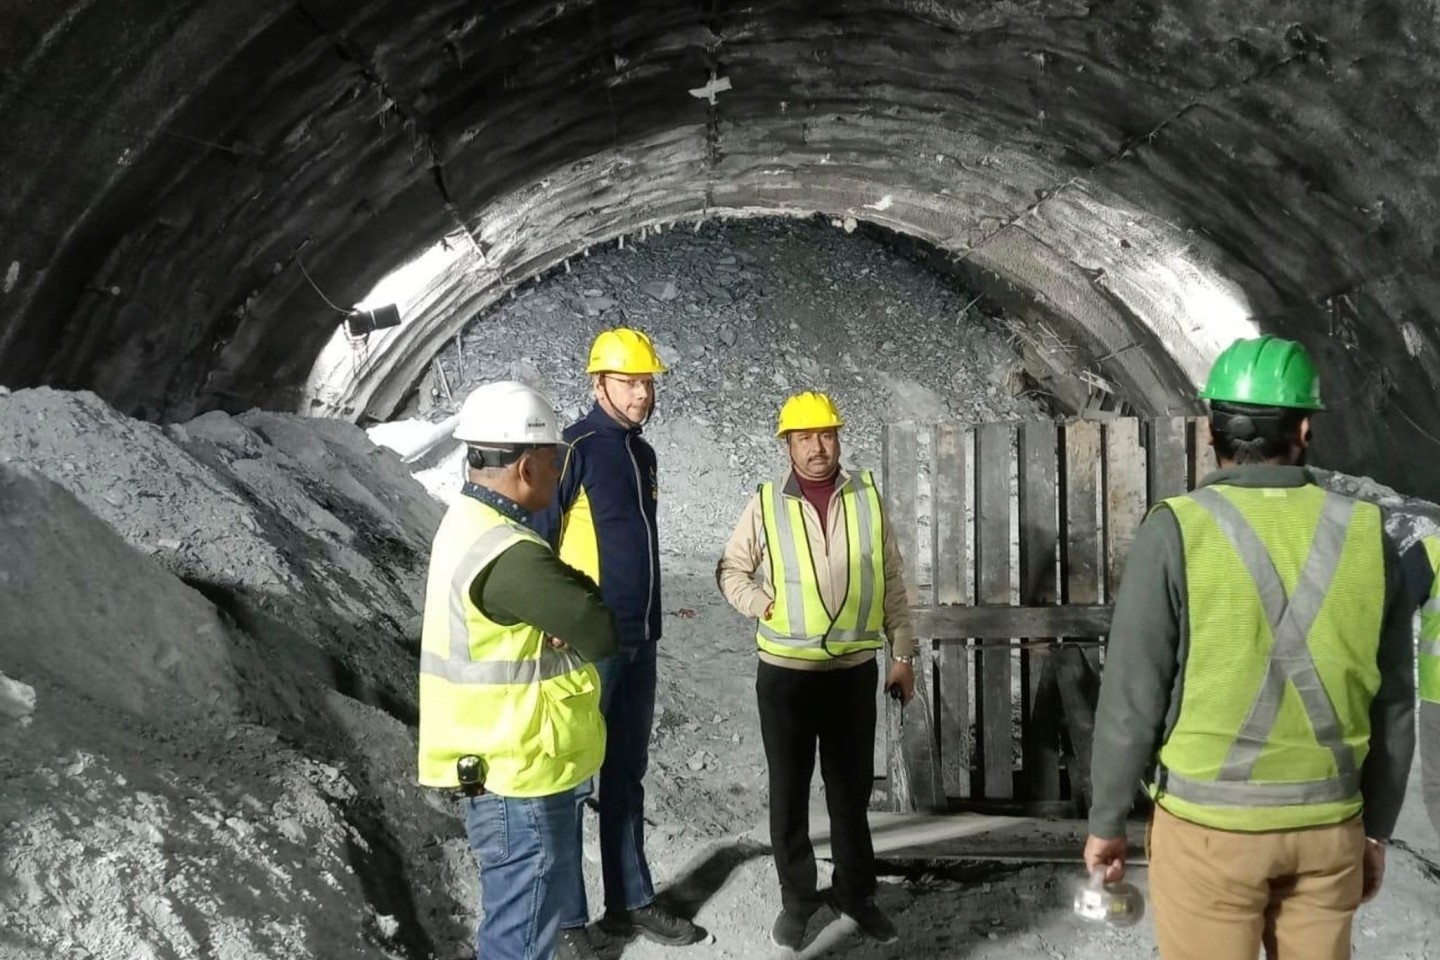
[
  {"xmin": 776, "ymin": 391, "xmax": 844, "ymax": 437},
  {"xmin": 586, "ymin": 327, "xmax": 668, "ymax": 375}
]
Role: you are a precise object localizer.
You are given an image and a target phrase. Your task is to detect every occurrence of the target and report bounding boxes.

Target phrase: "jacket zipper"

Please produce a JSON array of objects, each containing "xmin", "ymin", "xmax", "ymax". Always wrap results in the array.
[{"xmin": 626, "ymin": 433, "xmax": 655, "ymax": 642}]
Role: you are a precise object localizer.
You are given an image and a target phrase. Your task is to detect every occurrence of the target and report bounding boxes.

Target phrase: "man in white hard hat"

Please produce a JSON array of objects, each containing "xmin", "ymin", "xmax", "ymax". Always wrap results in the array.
[{"xmin": 418, "ymin": 380, "xmax": 621, "ymax": 960}]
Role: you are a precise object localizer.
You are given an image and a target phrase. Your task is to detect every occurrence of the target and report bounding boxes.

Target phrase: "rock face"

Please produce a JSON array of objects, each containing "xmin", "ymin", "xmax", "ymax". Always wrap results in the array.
[
  {"xmin": 3, "ymin": 2, "xmax": 1440, "ymax": 501},
  {"xmin": 0, "ymin": 388, "xmax": 462, "ymax": 959},
  {"xmin": 0, "ymin": 389, "xmax": 438, "ymax": 722}
]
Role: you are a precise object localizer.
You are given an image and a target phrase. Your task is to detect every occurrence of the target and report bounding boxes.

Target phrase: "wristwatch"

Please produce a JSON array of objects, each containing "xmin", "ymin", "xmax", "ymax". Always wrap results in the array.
[{"xmin": 892, "ymin": 654, "xmax": 917, "ymax": 666}]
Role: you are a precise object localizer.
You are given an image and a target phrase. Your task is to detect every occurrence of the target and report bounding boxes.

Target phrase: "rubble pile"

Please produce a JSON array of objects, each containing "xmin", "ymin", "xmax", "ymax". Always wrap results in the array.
[
  {"xmin": 425, "ymin": 217, "xmax": 1049, "ymax": 550},
  {"xmin": 0, "ymin": 389, "xmax": 464, "ymax": 959}
]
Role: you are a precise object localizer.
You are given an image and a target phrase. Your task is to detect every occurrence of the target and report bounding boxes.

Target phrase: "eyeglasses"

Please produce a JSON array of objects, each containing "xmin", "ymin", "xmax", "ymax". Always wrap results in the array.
[{"xmin": 604, "ymin": 375, "xmax": 656, "ymax": 395}]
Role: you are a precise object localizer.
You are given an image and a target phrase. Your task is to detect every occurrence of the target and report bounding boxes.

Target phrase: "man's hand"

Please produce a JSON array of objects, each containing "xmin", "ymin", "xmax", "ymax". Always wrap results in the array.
[
  {"xmin": 547, "ymin": 635, "xmax": 570, "ymax": 650},
  {"xmin": 1361, "ymin": 838, "xmax": 1386, "ymax": 903},
  {"xmin": 763, "ymin": 601, "xmax": 774, "ymax": 620},
  {"xmin": 885, "ymin": 661, "xmax": 916, "ymax": 705},
  {"xmin": 1083, "ymin": 834, "xmax": 1128, "ymax": 884}
]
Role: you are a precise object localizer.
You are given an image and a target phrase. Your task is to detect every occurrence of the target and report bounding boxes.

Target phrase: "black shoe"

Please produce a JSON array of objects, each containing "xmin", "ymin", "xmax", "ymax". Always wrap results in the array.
[
  {"xmin": 599, "ymin": 903, "xmax": 708, "ymax": 946},
  {"xmin": 557, "ymin": 927, "xmax": 602, "ymax": 960},
  {"xmin": 770, "ymin": 907, "xmax": 815, "ymax": 951},
  {"xmin": 844, "ymin": 899, "xmax": 898, "ymax": 944}
]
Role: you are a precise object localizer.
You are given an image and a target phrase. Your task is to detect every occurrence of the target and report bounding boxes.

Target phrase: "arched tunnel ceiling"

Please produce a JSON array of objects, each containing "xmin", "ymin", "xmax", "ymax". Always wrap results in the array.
[{"xmin": 3, "ymin": 1, "xmax": 1439, "ymax": 498}]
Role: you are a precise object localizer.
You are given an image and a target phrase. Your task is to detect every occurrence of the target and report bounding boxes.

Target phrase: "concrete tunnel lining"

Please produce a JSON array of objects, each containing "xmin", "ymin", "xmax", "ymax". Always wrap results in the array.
[
  {"xmin": 306, "ymin": 176, "xmax": 1249, "ymax": 423},
  {"xmin": 2, "ymin": 1, "xmax": 1440, "ymax": 498}
]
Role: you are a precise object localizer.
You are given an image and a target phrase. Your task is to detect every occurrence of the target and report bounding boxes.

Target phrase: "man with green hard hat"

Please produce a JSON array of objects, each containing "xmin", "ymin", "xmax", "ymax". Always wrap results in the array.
[{"xmin": 1082, "ymin": 335, "xmax": 1416, "ymax": 960}]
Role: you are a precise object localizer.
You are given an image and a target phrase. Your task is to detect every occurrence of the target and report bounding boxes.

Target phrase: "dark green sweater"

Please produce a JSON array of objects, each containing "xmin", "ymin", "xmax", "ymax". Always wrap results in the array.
[
  {"xmin": 1088, "ymin": 465, "xmax": 1416, "ymax": 839},
  {"xmin": 1403, "ymin": 541, "xmax": 1440, "ymax": 841},
  {"xmin": 458, "ymin": 483, "xmax": 620, "ymax": 664}
]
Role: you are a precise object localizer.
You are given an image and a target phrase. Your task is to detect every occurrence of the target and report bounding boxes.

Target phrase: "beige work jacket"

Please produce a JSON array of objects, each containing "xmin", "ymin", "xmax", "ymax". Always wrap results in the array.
[{"xmin": 716, "ymin": 466, "xmax": 917, "ymax": 670}]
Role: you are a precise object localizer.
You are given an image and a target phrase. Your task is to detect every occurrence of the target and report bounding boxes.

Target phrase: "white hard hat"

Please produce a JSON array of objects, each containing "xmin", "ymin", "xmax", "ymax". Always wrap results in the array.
[{"xmin": 453, "ymin": 381, "xmax": 563, "ymax": 446}]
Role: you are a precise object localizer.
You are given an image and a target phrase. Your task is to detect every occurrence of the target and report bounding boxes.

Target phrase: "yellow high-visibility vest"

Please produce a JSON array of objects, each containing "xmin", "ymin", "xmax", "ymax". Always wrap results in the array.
[
  {"xmin": 417, "ymin": 496, "xmax": 604, "ymax": 796},
  {"xmin": 1419, "ymin": 536, "xmax": 1440, "ymax": 706},
  {"xmin": 755, "ymin": 471, "xmax": 886, "ymax": 660},
  {"xmin": 1153, "ymin": 484, "xmax": 1385, "ymax": 831}
]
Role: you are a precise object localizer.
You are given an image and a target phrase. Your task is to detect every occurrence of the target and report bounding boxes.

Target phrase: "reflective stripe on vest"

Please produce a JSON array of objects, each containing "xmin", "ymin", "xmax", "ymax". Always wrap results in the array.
[
  {"xmin": 1420, "ymin": 536, "xmax": 1440, "ymax": 704},
  {"xmin": 418, "ymin": 646, "xmax": 588, "ymax": 685},
  {"xmin": 1157, "ymin": 486, "xmax": 1382, "ymax": 820},
  {"xmin": 417, "ymin": 498, "xmax": 604, "ymax": 796},
  {"xmin": 1170, "ymin": 488, "xmax": 1359, "ymax": 804},
  {"xmin": 755, "ymin": 471, "xmax": 885, "ymax": 659}
]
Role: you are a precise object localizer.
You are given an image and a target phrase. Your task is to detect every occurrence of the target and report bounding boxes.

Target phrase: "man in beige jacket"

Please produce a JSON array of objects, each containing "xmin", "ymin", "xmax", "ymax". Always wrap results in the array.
[{"xmin": 716, "ymin": 391, "xmax": 917, "ymax": 952}]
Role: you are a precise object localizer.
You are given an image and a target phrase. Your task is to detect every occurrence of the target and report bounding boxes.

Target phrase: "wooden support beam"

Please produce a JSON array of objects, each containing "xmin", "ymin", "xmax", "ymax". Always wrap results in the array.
[
  {"xmin": 882, "ymin": 423, "xmax": 945, "ymax": 813},
  {"xmin": 931, "ymin": 424, "xmax": 970, "ymax": 798},
  {"xmin": 975, "ymin": 422, "xmax": 1013, "ymax": 799},
  {"xmin": 1019, "ymin": 421, "xmax": 1062, "ymax": 801},
  {"xmin": 1055, "ymin": 645, "xmax": 1100, "ymax": 817},
  {"xmin": 913, "ymin": 604, "xmax": 1112, "ymax": 638},
  {"xmin": 1103, "ymin": 420, "xmax": 1147, "ymax": 600},
  {"xmin": 1062, "ymin": 421, "xmax": 1103, "ymax": 676},
  {"xmin": 875, "ymin": 414, "xmax": 1197, "ymax": 820},
  {"xmin": 1148, "ymin": 417, "xmax": 1189, "ymax": 503}
]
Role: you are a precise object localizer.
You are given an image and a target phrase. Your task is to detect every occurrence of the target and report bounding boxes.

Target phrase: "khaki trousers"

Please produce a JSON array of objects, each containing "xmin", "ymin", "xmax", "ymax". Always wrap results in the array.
[{"xmin": 1148, "ymin": 805, "xmax": 1365, "ymax": 960}]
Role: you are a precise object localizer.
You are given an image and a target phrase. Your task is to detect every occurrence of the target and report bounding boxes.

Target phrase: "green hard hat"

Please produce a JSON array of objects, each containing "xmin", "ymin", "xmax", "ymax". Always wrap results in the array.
[{"xmin": 1197, "ymin": 335, "xmax": 1323, "ymax": 410}]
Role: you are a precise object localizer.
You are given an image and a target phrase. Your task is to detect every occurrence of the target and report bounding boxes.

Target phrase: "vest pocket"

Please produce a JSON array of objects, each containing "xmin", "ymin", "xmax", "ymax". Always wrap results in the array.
[{"xmin": 538, "ymin": 668, "xmax": 601, "ymax": 758}]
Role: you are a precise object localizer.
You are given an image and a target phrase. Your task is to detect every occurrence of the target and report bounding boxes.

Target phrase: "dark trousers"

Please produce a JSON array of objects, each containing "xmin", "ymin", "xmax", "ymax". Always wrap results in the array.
[
  {"xmin": 757, "ymin": 657, "xmax": 878, "ymax": 914},
  {"xmin": 560, "ymin": 643, "xmax": 657, "ymax": 926}
]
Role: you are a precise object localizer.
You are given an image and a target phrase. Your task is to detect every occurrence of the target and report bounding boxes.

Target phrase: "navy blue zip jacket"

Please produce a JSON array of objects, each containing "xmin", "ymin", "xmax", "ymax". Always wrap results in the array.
[{"xmin": 534, "ymin": 403, "xmax": 662, "ymax": 645}]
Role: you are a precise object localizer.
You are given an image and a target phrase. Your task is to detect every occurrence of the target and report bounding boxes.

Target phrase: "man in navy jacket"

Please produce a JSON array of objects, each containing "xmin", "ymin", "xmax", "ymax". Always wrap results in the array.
[{"xmin": 536, "ymin": 328, "xmax": 705, "ymax": 954}]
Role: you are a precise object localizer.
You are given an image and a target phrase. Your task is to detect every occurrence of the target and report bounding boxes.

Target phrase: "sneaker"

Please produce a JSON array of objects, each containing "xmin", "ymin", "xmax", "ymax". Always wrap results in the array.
[
  {"xmin": 556, "ymin": 927, "xmax": 601, "ymax": 960},
  {"xmin": 844, "ymin": 899, "xmax": 898, "ymax": 944},
  {"xmin": 599, "ymin": 903, "xmax": 708, "ymax": 945},
  {"xmin": 770, "ymin": 907, "xmax": 815, "ymax": 951}
]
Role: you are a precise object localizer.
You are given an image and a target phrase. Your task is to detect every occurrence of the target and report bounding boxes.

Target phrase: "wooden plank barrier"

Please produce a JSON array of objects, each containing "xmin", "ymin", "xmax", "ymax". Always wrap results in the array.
[{"xmin": 881, "ymin": 416, "xmax": 1212, "ymax": 815}]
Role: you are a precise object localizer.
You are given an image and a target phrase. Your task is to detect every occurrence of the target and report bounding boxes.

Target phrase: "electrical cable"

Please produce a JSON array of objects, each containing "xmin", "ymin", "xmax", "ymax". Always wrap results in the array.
[
  {"xmin": 7, "ymin": 87, "xmax": 253, "ymax": 157},
  {"xmin": 1392, "ymin": 402, "xmax": 1440, "ymax": 450},
  {"xmin": 295, "ymin": 254, "xmax": 351, "ymax": 315}
]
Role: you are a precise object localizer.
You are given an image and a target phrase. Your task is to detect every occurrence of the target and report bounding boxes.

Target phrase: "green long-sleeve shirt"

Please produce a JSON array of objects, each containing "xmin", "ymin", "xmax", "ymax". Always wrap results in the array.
[
  {"xmin": 470, "ymin": 540, "xmax": 620, "ymax": 663},
  {"xmin": 1088, "ymin": 465, "xmax": 1416, "ymax": 839},
  {"xmin": 457, "ymin": 483, "xmax": 620, "ymax": 664},
  {"xmin": 1401, "ymin": 540, "xmax": 1440, "ymax": 840}
]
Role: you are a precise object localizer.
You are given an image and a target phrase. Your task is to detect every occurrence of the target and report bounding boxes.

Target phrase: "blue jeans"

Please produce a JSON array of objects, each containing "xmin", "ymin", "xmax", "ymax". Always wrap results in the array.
[
  {"xmin": 466, "ymin": 782, "xmax": 590, "ymax": 960},
  {"xmin": 560, "ymin": 644, "xmax": 658, "ymax": 926}
]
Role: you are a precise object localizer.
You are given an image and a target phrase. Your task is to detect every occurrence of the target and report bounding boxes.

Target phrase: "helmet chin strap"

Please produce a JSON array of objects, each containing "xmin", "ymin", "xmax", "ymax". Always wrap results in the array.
[{"xmin": 599, "ymin": 376, "xmax": 655, "ymax": 429}]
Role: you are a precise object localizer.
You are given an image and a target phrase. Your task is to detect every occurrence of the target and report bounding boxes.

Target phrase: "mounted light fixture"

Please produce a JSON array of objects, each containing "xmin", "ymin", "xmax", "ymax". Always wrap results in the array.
[
  {"xmin": 344, "ymin": 303, "xmax": 402, "ymax": 337},
  {"xmin": 295, "ymin": 240, "xmax": 403, "ymax": 339}
]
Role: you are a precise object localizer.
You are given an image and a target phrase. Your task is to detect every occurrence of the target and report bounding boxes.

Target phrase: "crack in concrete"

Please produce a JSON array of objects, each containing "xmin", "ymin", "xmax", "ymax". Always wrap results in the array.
[
  {"xmin": 294, "ymin": 1, "xmax": 486, "ymax": 260},
  {"xmin": 698, "ymin": 1, "xmax": 727, "ymax": 214},
  {"xmin": 953, "ymin": 40, "xmax": 1313, "ymax": 267},
  {"xmin": 1391, "ymin": 838, "xmax": 1440, "ymax": 885}
]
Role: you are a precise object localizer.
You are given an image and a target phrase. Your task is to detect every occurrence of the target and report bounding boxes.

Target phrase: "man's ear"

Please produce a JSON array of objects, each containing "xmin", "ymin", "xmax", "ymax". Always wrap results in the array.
[
  {"xmin": 513, "ymin": 451, "xmax": 535, "ymax": 488},
  {"xmin": 1299, "ymin": 415, "xmax": 1313, "ymax": 447}
]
